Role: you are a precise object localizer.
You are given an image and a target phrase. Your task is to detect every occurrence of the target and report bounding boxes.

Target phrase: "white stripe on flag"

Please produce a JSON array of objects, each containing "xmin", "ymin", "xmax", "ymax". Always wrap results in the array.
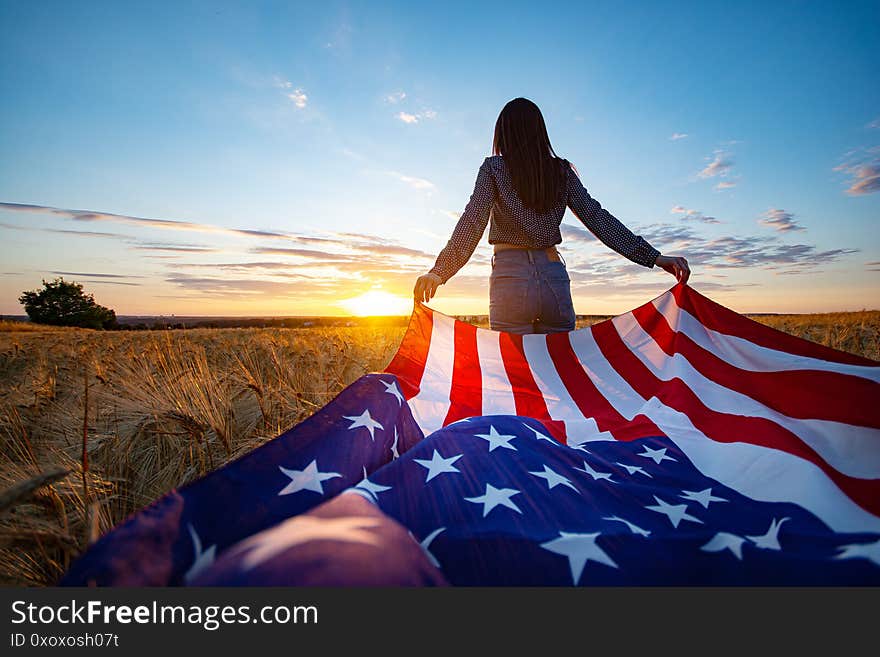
[
  {"xmin": 408, "ymin": 311, "xmax": 456, "ymax": 436},
  {"xmin": 521, "ymin": 333, "xmax": 613, "ymax": 445},
  {"xmin": 654, "ymin": 294, "xmax": 880, "ymax": 382},
  {"xmin": 612, "ymin": 312, "xmax": 880, "ymax": 479},
  {"xmin": 568, "ymin": 317, "xmax": 880, "ymax": 534},
  {"xmin": 476, "ymin": 328, "xmax": 517, "ymax": 416}
]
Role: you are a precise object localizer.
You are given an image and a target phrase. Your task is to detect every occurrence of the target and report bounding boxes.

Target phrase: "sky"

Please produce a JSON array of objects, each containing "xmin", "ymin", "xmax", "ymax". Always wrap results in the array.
[{"xmin": 1, "ymin": 0, "xmax": 878, "ymax": 318}]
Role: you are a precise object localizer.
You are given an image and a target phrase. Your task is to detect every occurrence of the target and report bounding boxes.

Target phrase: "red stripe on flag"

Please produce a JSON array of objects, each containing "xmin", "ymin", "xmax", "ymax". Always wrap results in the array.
[
  {"xmin": 498, "ymin": 332, "xmax": 567, "ymax": 442},
  {"xmin": 591, "ymin": 319, "xmax": 880, "ymax": 519},
  {"xmin": 632, "ymin": 303, "xmax": 880, "ymax": 429},
  {"xmin": 673, "ymin": 284, "xmax": 880, "ymax": 368},
  {"xmin": 383, "ymin": 301, "xmax": 433, "ymax": 399},
  {"xmin": 545, "ymin": 331, "xmax": 664, "ymax": 441},
  {"xmin": 442, "ymin": 319, "xmax": 483, "ymax": 426}
]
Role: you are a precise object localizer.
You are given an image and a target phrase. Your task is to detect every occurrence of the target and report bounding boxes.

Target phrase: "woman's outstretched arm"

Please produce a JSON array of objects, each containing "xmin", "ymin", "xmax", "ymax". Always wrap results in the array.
[
  {"xmin": 414, "ymin": 157, "xmax": 495, "ymax": 301},
  {"xmin": 566, "ymin": 164, "xmax": 689, "ymax": 283}
]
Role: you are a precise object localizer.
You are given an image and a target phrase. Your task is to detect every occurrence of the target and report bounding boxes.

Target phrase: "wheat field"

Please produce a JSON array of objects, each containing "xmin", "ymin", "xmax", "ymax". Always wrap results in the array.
[{"xmin": 0, "ymin": 310, "xmax": 877, "ymax": 586}]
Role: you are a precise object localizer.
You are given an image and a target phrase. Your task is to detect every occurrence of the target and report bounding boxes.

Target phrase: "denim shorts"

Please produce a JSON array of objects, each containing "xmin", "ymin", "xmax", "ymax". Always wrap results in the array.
[{"xmin": 489, "ymin": 247, "xmax": 577, "ymax": 334}]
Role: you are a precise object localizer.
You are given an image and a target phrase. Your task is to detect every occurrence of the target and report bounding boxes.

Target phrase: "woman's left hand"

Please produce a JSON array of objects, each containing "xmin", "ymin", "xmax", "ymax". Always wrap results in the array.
[{"xmin": 655, "ymin": 254, "xmax": 691, "ymax": 284}]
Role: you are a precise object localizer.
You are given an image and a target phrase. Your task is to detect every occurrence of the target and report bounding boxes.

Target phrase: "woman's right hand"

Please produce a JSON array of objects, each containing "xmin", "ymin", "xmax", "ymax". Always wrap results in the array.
[
  {"xmin": 413, "ymin": 272, "xmax": 443, "ymax": 303},
  {"xmin": 655, "ymin": 254, "xmax": 691, "ymax": 284}
]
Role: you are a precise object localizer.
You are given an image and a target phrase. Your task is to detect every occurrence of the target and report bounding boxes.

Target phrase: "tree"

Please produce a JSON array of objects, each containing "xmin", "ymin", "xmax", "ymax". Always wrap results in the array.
[{"xmin": 19, "ymin": 278, "xmax": 118, "ymax": 329}]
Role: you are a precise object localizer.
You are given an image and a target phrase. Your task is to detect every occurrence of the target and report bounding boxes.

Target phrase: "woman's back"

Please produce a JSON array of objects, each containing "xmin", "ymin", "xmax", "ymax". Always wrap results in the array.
[
  {"xmin": 427, "ymin": 154, "xmax": 659, "ymax": 284},
  {"xmin": 484, "ymin": 154, "xmax": 570, "ymax": 247}
]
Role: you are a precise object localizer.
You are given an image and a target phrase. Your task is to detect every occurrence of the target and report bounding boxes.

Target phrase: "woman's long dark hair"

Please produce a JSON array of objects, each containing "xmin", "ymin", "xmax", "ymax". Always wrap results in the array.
[{"xmin": 492, "ymin": 97, "xmax": 578, "ymax": 213}]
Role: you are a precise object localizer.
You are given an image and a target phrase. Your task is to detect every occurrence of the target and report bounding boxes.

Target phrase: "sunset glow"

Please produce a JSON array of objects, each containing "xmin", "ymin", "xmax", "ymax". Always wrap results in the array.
[{"xmin": 338, "ymin": 290, "xmax": 411, "ymax": 317}]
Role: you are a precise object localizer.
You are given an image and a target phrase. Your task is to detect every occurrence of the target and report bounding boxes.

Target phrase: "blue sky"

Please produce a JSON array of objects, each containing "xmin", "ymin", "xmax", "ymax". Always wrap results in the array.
[{"xmin": 1, "ymin": 0, "xmax": 878, "ymax": 316}]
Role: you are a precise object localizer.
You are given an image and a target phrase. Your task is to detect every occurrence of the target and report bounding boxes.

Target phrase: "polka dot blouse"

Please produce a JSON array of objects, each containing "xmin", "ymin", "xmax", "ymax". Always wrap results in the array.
[{"xmin": 428, "ymin": 154, "xmax": 661, "ymax": 284}]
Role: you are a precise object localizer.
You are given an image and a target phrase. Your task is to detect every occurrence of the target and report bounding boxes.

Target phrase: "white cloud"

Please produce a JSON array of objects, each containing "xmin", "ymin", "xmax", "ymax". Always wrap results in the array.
[
  {"xmin": 0, "ymin": 201, "xmax": 297, "ymax": 241},
  {"xmin": 396, "ymin": 109, "xmax": 437, "ymax": 124},
  {"xmin": 698, "ymin": 150, "xmax": 734, "ymax": 179},
  {"xmin": 272, "ymin": 77, "xmax": 308, "ymax": 108},
  {"xmin": 395, "ymin": 173, "xmax": 435, "ymax": 190},
  {"xmin": 670, "ymin": 133, "xmax": 688, "ymax": 140},
  {"xmin": 360, "ymin": 169, "xmax": 435, "ymax": 191},
  {"xmin": 385, "ymin": 91, "xmax": 406, "ymax": 103},
  {"xmin": 670, "ymin": 205, "xmax": 720, "ymax": 224},
  {"xmin": 287, "ymin": 88, "xmax": 308, "ymax": 108},
  {"xmin": 714, "ymin": 181, "xmax": 737, "ymax": 191},
  {"xmin": 833, "ymin": 145, "xmax": 880, "ymax": 195},
  {"xmin": 758, "ymin": 208, "xmax": 805, "ymax": 232}
]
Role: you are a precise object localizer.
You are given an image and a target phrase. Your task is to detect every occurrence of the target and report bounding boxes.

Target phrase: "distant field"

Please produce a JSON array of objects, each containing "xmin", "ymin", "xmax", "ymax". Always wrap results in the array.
[{"xmin": 0, "ymin": 310, "xmax": 877, "ymax": 585}]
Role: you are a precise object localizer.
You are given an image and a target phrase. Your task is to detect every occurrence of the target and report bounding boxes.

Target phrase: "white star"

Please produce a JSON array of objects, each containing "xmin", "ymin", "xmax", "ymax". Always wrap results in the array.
[
  {"xmin": 474, "ymin": 425, "xmax": 518, "ymax": 452},
  {"xmin": 382, "ymin": 379, "xmax": 404, "ymax": 405},
  {"xmin": 522, "ymin": 422, "xmax": 560, "ymax": 446},
  {"xmin": 540, "ymin": 531, "xmax": 618, "ymax": 584},
  {"xmin": 603, "ymin": 515, "xmax": 651, "ymax": 537},
  {"xmin": 343, "ymin": 409, "xmax": 384, "ymax": 440},
  {"xmin": 680, "ymin": 487, "xmax": 727, "ymax": 509},
  {"xmin": 411, "ymin": 527, "xmax": 445, "ymax": 569},
  {"xmin": 637, "ymin": 445, "xmax": 676, "ymax": 465},
  {"xmin": 574, "ymin": 460, "xmax": 615, "ymax": 483},
  {"xmin": 529, "ymin": 464, "xmax": 579, "ymax": 492},
  {"xmin": 354, "ymin": 466, "xmax": 391, "ymax": 500},
  {"xmin": 834, "ymin": 538, "xmax": 880, "ymax": 567},
  {"xmin": 701, "ymin": 532, "xmax": 746, "ymax": 560},
  {"xmin": 746, "ymin": 517, "xmax": 789, "ymax": 550},
  {"xmin": 616, "ymin": 461, "xmax": 652, "ymax": 478},
  {"xmin": 183, "ymin": 524, "xmax": 217, "ymax": 584},
  {"xmin": 645, "ymin": 495, "xmax": 703, "ymax": 528},
  {"xmin": 465, "ymin": 483, "xmax": 523, "ymax": 517},
  {"xmin": 390, "ymin": 426, "xmax": 400, "ymax": 459},
  {"xmin": 414, "ymin": 449, "xmax": 463, "ymax": 482},
  {"xmin": 235, "ymin": 515, "xmax": 383, "ymax": 570},
  {"xmin": 278, "ymin": 459, "xmax": 342, "ymax": 496}
]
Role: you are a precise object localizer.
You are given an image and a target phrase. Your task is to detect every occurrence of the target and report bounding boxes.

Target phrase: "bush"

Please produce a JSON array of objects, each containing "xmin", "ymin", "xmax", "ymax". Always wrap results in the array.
[{"xmin": 18, "ymin": 278, "xmax": 118, "ymax": 329}]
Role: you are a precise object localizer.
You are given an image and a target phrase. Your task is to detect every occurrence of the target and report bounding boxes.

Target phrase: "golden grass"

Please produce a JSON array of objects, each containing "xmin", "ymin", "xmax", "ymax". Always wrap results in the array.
[
  {"xmin": 0, "ymin": 310, "xmax": 876, "ymax": 585},
  {"xmin": 0, "ymin": 320, "xmax": 75, "ymax": 333},
  {"xmin": 748, "ymin": 311, "xmax": 880, "ymax": 361},
  {"xmin": 0, "ymin": 326, "xmax": 405, "ymax": 585}
]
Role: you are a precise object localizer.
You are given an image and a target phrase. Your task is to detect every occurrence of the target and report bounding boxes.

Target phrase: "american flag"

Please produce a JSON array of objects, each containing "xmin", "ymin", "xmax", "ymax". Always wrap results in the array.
[{"xmin": 61, "ymin": 283, "xmax": 880, "ymax": 586}]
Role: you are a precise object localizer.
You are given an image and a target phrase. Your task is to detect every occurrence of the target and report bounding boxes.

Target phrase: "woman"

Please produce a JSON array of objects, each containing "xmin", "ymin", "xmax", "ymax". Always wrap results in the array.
[{"xmin": 413, "ymin": 97, "xmax": 690, "ymax": 335}]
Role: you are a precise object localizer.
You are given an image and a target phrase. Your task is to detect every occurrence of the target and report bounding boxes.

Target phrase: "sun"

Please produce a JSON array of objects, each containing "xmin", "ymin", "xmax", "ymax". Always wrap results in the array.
[{"xmin": 339, "ymin": 290, "xmax": 411, "ymax": 317}]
